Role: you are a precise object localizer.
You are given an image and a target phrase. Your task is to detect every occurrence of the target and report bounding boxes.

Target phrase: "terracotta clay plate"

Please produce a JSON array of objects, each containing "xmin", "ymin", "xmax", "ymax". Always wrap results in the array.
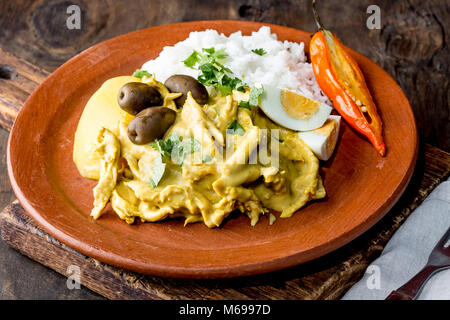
[{"xmin": 7, "ymin": 21, "xmax": 417, "ymax": 278}]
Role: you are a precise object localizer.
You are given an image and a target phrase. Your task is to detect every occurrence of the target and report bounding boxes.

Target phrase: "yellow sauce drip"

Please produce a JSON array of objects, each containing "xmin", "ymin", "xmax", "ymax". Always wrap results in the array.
[{"xmin": 74, "ymin": 77, "xmax": 326, "ymax": 228}]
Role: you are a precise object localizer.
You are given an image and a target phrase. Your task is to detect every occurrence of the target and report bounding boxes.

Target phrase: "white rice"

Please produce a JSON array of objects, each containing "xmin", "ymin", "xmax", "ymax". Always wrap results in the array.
[{"xmin": 141, "ymin": 26, "xmax": 329, "ymax": 104}]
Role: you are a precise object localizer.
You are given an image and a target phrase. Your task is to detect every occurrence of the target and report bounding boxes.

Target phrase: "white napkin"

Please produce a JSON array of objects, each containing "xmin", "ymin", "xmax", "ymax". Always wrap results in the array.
[{"xmin": 342, "ymin": 178, "xmax": 450, "ymax": 300}]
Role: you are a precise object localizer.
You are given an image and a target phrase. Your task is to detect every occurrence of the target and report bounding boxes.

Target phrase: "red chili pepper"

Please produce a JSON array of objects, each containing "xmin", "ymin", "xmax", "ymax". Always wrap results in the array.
[{"xmin": 309, "ymin": 0, "xmax": 386, "ymax": 156}]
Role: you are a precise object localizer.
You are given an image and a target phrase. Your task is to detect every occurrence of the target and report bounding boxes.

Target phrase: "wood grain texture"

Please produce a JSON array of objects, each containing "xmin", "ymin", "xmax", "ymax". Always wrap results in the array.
[
  {"xmin": 6, "ymin": 21, "xmax": 418, "ymax": 278},
  {"xmin": 0, "ymin": 48, "xmax": 49, "ymax": 130},
  {"xmin": 1, "ymin": 144, "xmax": 448, "ymax": 299},
  {"xmin": 0, "ymin": 128, "xmax": 15, "ymax": 208},
  {"xmin": 0, "ymin": 125, "xmax": 99, "ymax": 299},
  {"xmin": 0, "ymin": 0, "xmax": 448, "ymax": 299},
  {"xmin": 0, "ymin": 0, "xmax": 448, "ymax": 151}
]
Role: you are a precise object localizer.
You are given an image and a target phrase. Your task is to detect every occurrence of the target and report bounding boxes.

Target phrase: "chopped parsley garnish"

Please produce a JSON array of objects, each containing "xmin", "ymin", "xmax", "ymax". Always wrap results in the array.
[
  {"xmin": 180, "ymin": 137, "xmax": 201, "ymax": 157},
  {"xmin": 150, "ymin": 132, "xmax": 179, "ymax": 159},
  {"xmin": 183, "ymin": 47, "xmax": 247, "ymax": 96},
  {"xmin": 249, "ymin": 85, "xmax": 264, "ymax": 106},
  {"xmin": 238, "ymin": 100, "xmax": 251, "ymax": 111},
  {"xmin": 148, "ymin": 154, "xmax": 166, "ymax": 188},
  {"xmin": 132, "ymin": 69, "xmax": 152, "ymax": 79},
  {"xmin": 227, "ymin": 120, "xmax": 245, "ymax": 136},
  {"xmin": 269, "ymin": 213, "xmax": 276, "ymax": 225},
  {"xmin": 251, "ymin": 48, "xmax": 267, "ymax": 56},
  {"xmin": 183, "ymin": 50, "xmax": 200, "ymax": 68},
  {"xmin": 201, "ymin": 47, "xmax": 228, "ymax": 61},
  {"xmin": 202, "ymin": 154, "xmax": 213, "ymax": 163},
  {"xmin": 151, "ymin": 132, "xmax": 201, "ymax": 166}
]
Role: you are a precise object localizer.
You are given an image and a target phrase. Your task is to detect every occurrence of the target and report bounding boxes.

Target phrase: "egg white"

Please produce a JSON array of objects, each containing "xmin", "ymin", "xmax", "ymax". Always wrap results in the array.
[
  {"xmin": 298, "ymin": 115, "xmax": 341, "ymax": 161},
  {"xmin": 259, "ymin": 85, "xmax": 332, "ymax": 131}
]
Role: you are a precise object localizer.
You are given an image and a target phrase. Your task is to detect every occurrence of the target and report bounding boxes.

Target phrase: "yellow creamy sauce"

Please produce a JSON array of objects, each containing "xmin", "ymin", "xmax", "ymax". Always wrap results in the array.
[{"xmin": 73, "ymin": 76, "xmax": 325, "ymax": 228}]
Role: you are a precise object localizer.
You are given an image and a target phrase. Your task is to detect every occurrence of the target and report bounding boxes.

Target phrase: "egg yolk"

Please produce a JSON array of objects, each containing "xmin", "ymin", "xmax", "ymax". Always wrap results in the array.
[{"xmin": 280, "ymin": 89, "xmax": 321, "ymax": 120}]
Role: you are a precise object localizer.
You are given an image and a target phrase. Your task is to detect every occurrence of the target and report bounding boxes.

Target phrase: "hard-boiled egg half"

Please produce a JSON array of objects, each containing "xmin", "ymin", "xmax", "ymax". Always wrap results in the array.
[
  {"xmin": 259, "ymin": 85, "xmax": 332, "ymax": 131},
  {"xmin": 298, "ymin": 115, "xmax": 341, "ymax": 161},
  {"xmin": 258, "ymin": 84, "xmax": 340, "ymax": 160}
]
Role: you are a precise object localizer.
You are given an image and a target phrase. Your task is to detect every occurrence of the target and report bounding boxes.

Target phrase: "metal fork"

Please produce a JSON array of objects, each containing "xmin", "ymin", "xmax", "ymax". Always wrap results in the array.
[{"xmin": 385, "ymin": 227, "xmax": 450, "ymax": 300}]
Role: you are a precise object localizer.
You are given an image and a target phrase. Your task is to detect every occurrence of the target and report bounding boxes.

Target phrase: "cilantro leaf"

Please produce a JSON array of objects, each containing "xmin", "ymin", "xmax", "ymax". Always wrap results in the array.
[
  {"xmin": 227, "ymin": 120, "xmax": 245, "ymax": 136},
  {"xmin": 184, "ymin": 47, "xmax": 248, "ymax": 97},
  {"xmin": 181, "ymin": 137, "xmax": 201, "ymax": 155},
  {"xmin": 269, "ymin": 213, "xmax": 276, "ymax": 225},
  {"xmin": 251, "ymin": 48, "xmax": 267, "ymax": 56},
  {"xmin": 217, "ymin": 83, "xmax": 232, "ymax": 96},
  {"xmin": 230, "ymin": 77, "xmax": 246, "ymax": 92},
  {"xmin": 148, "ymin": 154, "xmax": 166, "ymax": 188},
  {"xmin": 167, "ymin": 131, "xmax": 180, "ymax": 144},
  {"xmin": 238, "ymin": 100, "xmax": 251, "ymax": 111},
  {"xmin": 202, "ymin": 47, "xmax": 227, "ymax": 60},
  {"xmin": 151, "ymin": 133, "xmax": 201, "ymax": 166},
  {"xmin": 249, "ymin": 86, "xmax": 264, "ymax": 106},
  {"xmin": 183, "ymin": 50, "xmax": 200, "ymax": 68},
  {"xmin": 170, "ymin": 143, "xmax": 185, "ymax": 166},
  {"xmin": 150, "ymin": 140, "xmax": 166, "ymax": 156},
  {"xmin": 202, "ymin": 154, "xmax": 213, "ymax": 163},
  {"xmin": 151, "ymin": 139, "xmax": 172, "ymax": 159},
  {"xmin": 172, "ymin": 136, "xmax": 201, "ymax": 166},
  {"xmin": 150, "ymin": 132, "xmax": 180, "ymax": 159},
  {"xmin": 132, "ymin": 69, "xmax": 152, "ymax": 79},
  {"xmin": 202, "ymin": 47, "xmax": 215, "ymax": 55}
]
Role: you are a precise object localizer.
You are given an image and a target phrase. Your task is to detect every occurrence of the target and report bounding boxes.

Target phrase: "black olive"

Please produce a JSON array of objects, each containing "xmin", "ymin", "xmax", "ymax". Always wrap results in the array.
[
  {"xmin": 118, "ymin": 82, "xmax": 163, "ymax": 115},
  {"xmin": 164, "ymin": 75, "xmax": 208, "ymax": 107},
  {"xmin": 127, "ymin": 107, "xmax": 176, "ymax": 145}
]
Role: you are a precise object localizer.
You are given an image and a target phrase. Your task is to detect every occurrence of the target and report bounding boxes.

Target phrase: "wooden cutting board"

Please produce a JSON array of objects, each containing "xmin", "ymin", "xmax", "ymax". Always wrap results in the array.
[{"xmin": 0, "ymin": 47, "xmax": 449, "ymax": 299}]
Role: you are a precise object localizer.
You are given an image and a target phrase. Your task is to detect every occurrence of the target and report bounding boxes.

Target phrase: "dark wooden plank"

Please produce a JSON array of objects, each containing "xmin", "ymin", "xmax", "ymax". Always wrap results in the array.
[
  {"xmin": 0, "ymin": 0, "xmax": 448, "ymax": 299},
  {"xmin": 0, "ymin": 48, "xmax": 49, "ymax": 130},
  {"xmin": 0, "ymin": 128, "xmax": 16, "ymax": 209},
  {"xmin": 0, "ymin": 0, "xmax": 448, "ymax": 150},
  {"xmin": 1, "ymin": 144, "xmax": 448, "ymax": 300}
]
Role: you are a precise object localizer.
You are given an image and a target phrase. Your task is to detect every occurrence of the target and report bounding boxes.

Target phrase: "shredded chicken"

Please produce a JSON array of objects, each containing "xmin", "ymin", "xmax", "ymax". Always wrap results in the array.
[{"xmin": 90, "ymin": 128, "xmax": 120, "ymax": 219}]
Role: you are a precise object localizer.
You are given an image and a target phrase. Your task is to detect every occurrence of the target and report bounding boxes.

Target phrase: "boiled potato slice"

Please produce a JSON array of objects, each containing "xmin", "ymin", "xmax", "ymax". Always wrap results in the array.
[{"xmin": 73, "ymin": 76, "xmax": 137, "ymax": 180}]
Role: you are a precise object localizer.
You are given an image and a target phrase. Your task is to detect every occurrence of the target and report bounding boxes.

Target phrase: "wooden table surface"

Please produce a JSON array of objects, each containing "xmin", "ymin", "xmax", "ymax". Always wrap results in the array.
[{"xmin": 0, "ymin": 0, "xmax": 448, "ymax": 299}]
